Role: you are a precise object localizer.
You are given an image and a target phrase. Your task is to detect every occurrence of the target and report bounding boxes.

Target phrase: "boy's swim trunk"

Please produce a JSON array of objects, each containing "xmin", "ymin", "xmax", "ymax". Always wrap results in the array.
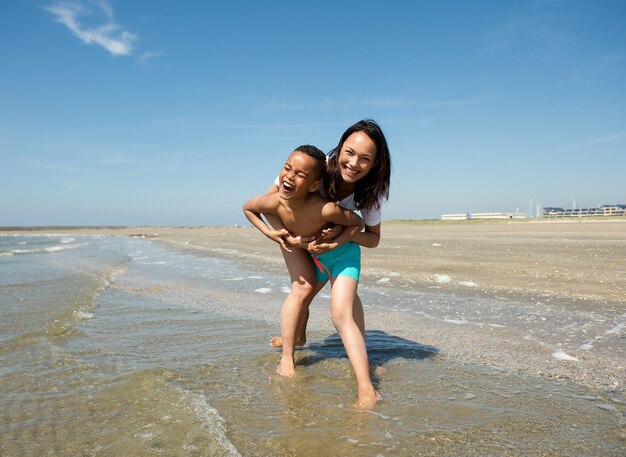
[{"xmin": 312, "ymin": 241, "xmax": 361, "ymax": 283}]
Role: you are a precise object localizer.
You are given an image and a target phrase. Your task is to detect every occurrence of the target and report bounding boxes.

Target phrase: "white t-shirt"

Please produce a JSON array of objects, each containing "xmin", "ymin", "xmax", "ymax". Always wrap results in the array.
[{"xmin": 273, "ymin": 176, "xmax": 382, "ymax": 227}]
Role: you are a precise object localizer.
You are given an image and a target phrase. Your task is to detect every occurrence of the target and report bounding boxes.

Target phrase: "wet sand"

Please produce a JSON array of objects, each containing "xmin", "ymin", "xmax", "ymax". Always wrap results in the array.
[
  {"xmin": 3, "ymin": 220, "xmax": 625, "ymax": 399},
  {"xmin": 3, "ymin": 221, "xmax": 625, "ymax": 455}
]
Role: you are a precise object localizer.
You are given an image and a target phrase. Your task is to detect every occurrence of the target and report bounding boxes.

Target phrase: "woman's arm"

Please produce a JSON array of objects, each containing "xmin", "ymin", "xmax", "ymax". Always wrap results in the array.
[
  {"xmin": 308, "ymin": 204, "xmax": 364, "ymax": 255},
  {"xmin": 352, "ymin": 223, "xmax": 381, "ymax": 248},
  {"xmin": 320, "ymin": 222, "xmax": 381, "ymax": 248}
]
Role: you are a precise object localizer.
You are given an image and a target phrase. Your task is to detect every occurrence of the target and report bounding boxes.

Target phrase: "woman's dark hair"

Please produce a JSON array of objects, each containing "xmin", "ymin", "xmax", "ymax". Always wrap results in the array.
[{"xmin": 326, "ymin": 119, "xmax": 391, "ymax": 211}]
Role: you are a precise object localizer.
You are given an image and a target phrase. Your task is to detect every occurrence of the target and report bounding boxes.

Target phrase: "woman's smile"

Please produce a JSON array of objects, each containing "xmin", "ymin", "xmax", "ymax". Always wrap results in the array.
[{"xmin": 338, "ymin": 132, "xmax": 377, "ymax": 184}]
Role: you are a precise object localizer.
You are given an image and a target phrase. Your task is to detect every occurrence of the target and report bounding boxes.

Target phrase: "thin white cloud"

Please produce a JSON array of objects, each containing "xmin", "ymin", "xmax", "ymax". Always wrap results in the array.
[
  {"xmin": 251, "ymin": 96, "xmax": 479, "ymax": 113},
  {"xmin": 557, "ymin": 132, "xmax": 625, "ymax": 153},
  {"xmin": 362, "ymin": 97, "xmax": 480, "ymax": 109},
  {"xmin": 46, "ymin": 1, "xmax": 137, "ymax": 56},
  {"xmin": 94, "ymin": 0, "xmax": 113, "ymax": 19},
  {"xmin": 138, "ymin": 51, "xmax": 163, "ymax": 64},
  {"xmin": 98, "ymin": 153, "xmax": 149, "ymax": 165},
  {"xmin": 586, "ymin": 133, "xmax": 625, "ymax": 145}
]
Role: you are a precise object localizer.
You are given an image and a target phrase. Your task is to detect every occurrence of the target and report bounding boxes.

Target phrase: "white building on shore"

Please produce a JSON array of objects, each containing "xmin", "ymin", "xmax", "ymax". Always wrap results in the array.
[
  {"xmin": 441, "ymin": 212, "xmax": 527, "ymax": 221},
  {"xmin": 441, "ymin": 204, "xmax": 626, "ymax": 220},
  {"xmin": 541, "ymin": 204, "xmax": 626, "ymax": 218}
]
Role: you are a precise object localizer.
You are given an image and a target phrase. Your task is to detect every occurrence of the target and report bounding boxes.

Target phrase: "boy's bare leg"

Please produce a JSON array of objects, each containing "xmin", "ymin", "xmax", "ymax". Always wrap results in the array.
[
  {"xmin": 274, "ymin": 248, "xmax": 317, "ymax": 377},
  {"xmin": 330, "ymin": 276, "xmax": 381, "ymax": 408},
  {"xmin": 270, "ymin": 302, "xmax": 310, "ymax": 348},
  {"xmin": 270, "ymin": 247, "xmax": 324, "ymax": 349},
  {"xmin": 271, "ymin": 282, "xmax": 325, "ymax": 348},
  {"xmin": 277, "ymin": 291, "xmax": 307, "ymax": 377}
]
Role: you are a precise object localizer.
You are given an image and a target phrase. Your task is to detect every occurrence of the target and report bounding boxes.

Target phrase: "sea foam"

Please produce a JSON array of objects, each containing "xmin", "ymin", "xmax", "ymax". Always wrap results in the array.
[
  {"xmin": 434, "ymin": 274, "xmax": 452, "ymax": 284},
  {"xmin": 551, "ymin": 350, "xmax": 579, "ymax": 361}
]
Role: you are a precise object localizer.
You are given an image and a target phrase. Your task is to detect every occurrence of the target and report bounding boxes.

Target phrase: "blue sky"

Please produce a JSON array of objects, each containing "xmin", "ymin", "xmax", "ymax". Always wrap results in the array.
[{"xmin": 1, "ymin": 0, "xmax": 624, "ymax": 226}]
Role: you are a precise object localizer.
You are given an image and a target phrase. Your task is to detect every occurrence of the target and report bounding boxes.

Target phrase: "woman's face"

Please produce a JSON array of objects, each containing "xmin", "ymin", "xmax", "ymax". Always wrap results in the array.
[{"xmin": 337, "ymin": 131, "xmax": 377, "ymax": 185}]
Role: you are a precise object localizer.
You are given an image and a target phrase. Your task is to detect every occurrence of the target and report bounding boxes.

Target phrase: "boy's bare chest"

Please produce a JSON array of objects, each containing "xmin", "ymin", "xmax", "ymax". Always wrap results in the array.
[{"xmin": 277, "ymin": 204, "xmax": 325, "ymax": 236}]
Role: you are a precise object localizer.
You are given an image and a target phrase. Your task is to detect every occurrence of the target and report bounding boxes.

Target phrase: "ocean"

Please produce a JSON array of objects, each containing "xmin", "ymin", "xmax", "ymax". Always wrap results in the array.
[{"xmin": 0, "ymin": 234, "xmax": 623, "ymax": 456}]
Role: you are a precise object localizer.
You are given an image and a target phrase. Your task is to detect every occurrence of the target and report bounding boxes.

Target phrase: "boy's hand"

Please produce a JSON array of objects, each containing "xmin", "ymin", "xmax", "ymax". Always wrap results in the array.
[
  {"xmin": 319, "ymin": 225, "xmax": 342, "ymax": 242},
  {"xmin": 284, "ymin": 234, "xmax": 316, "ymax": 249},
  {"xmin": 267, "ymin": 229, "xmax": 291, "ymax": 251}
]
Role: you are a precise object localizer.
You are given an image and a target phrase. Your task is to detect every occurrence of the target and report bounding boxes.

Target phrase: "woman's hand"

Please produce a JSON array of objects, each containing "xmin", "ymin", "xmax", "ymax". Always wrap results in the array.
[
  {"xmin": 307, "ymin": 239, "xmax": 338, "ymax": 255},
  {"xmin": 319, "ymin": 224, "xmax": 343, "ymax": 242}
]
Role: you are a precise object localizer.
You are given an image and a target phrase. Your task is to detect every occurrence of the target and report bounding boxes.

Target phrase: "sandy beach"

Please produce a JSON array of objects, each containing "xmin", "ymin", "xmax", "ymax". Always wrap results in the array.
[
  {"xmin": 2, "ymin": 220, "xmax": 625, "ymax": 455},
  {"xmin": 4, "ymin": 220, "xmax": 625, "ymax": 396},
  {"xmin": 11, "ymin": 219, "xmax": 624, "ymax": 301}
]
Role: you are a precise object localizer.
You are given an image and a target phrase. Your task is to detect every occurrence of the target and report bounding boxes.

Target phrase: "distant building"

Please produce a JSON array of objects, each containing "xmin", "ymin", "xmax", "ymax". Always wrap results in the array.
[
  {"xmin": 541, "ymin": 204, "xmax": 626, "ymax": 218},
  {"xmin": 441, "ymin": 212, "xmax": 527, "ymax": 221}
]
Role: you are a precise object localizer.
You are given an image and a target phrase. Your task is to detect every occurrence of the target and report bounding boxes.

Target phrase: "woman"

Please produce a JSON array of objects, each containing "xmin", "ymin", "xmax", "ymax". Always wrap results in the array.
[{"xmin": 265, "ymin": 119, "xmax": 391, "ymax": 378}]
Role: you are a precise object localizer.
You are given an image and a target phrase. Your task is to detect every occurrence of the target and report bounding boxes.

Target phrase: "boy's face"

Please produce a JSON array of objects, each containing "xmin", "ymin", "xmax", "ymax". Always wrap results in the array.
[{"xmin": 278, "ymin": 151, "xmax": 320, "ymax": 199}]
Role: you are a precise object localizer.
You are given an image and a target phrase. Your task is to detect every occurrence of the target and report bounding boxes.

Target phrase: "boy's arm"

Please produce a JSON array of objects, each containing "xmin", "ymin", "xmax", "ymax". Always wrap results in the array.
[
  {"xmin": 262, "ymin": 184, "xmax": 287, "ymax": 231},
  {"xmin": 242, "ymin": 195, "xmax": 290, "ymax": 249}
]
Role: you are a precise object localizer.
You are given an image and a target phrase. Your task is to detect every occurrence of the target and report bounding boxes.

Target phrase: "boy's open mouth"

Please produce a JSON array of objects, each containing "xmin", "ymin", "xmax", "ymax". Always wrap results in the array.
[{"xmin": 281, "ymin": 181, "xmax": 295, "ymax": 193}]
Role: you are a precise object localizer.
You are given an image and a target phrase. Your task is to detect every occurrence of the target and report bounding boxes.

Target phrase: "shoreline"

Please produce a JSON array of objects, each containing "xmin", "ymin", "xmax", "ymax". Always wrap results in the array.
[
  {"xmin": 3, "ymin": 219, "xmax": 625, "ymax": 304},
  {"xmin": 2, "ymin": 220, "xmax": 625, "ymax": 400}
]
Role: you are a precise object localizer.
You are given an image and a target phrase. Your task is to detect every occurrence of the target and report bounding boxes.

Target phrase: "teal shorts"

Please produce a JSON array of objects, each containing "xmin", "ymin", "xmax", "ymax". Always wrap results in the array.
[{"xmin": 313, "ymin": 242, "xmax": 361, "ymax": 283}]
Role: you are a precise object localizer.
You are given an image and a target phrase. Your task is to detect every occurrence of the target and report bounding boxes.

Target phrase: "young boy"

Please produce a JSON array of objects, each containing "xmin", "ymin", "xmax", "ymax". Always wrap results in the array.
[{"xmin": 243, "ymin": 145, "xmax": 381, "ymax": 408}]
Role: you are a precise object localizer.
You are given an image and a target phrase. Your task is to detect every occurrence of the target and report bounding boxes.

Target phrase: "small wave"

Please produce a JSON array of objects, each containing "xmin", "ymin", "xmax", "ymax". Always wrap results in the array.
[
  {"xmin": 11, "ymin": 248, "xmax": 41, "ymax": 254},
  {"xmin": 604, "ymin": 323, "xmax": 624, "ymax": 335},
  {"xmin": 74, "ymin": 310, "xmax": 94, "ymax": 320},
  {"xmin": 8, "ymin": 243, "xmax": 86, "ymax": 256},
  {"xmin": 45, "ymin": 246, "xmax": 69, "ymax": 253},
  {"xmin": 551, "ymin": 350, "xmax": 579, "ymax": 361},
  {"xmin": 254, "ymin": 288, "xmax": 272, "ymax": 294},
  {"xmin": 179, "ymin": 389, "xmax": 242, "ymax": 456},
  {"xmin": 434, "ymin": 274, "xmax": 452, "ymax": 284},
  {"xmin": 444, "ymin": 319, "xmax": 468, "ymax": 325},
  {"xmin": 102, "ymin": 259, "xmax": 131, "ymax": 289}
]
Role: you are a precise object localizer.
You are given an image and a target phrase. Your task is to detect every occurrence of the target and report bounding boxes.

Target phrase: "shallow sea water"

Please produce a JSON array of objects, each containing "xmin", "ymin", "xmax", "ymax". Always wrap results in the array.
[{"xmin": 0, "ymin": 235, "xmax": 623, "ymax": 456}]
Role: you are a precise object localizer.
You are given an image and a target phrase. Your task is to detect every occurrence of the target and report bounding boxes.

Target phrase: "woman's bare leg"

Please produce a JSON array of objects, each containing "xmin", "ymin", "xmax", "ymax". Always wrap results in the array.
[
  {"xmin": 353, "ymin": 293, "xmax": 365, "ymax": 338},
  {"xmin": 329, "ymin": 276, "xmax": 381, "ymax": 408}
]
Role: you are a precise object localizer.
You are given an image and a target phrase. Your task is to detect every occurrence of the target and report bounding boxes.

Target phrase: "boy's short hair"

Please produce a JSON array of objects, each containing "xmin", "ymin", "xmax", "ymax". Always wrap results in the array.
[{"xmin": 295, "ymin": 145, "xmax": 326, "ymax": 180}]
